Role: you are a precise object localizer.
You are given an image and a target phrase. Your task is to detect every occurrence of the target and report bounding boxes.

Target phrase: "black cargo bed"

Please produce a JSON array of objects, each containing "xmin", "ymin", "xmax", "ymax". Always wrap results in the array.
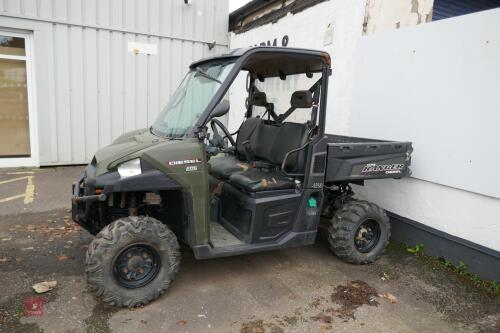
[{"xmin": 324, "ymin": 134, "xmax": 412, "ymax": 183}]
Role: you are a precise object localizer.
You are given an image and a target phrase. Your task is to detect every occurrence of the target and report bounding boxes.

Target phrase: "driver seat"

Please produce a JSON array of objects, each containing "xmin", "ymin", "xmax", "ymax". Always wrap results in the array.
[
  {"xmin": 208, "ymin": 92, "xmax": 268, "ymax": 179},
  {"xmin": 208, "ymin": 117, "xmax": 260, "ymax": 179}
]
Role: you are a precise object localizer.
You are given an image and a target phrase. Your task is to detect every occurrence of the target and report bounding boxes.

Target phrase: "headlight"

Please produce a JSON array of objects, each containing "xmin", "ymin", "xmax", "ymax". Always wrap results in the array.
[{"xmin": 117, "ymin": 158, "xmax": 142, "ymax": 178}]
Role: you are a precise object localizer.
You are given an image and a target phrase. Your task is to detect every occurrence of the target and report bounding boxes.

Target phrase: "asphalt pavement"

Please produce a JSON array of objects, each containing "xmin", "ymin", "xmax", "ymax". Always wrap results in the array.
[{"xmin": 0, "ymin": 166, "xmax": 499, "ymax": 332}]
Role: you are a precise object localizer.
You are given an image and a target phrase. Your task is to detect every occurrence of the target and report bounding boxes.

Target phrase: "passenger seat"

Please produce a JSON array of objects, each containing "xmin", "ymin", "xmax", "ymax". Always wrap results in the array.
[{"xmin": 228, "ymin": 121, "xmax": 310, "ymax": 192}]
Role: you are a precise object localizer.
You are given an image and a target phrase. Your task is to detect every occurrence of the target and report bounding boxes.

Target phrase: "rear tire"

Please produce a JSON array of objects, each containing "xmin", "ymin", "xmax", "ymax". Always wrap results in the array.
[
  {"xmin": 327, "ymin": 200, "xmax": 390, "ymax": 264},
  {"xmin": 85, "ymin": 216, "xmax": 180, "ymax": 307}
]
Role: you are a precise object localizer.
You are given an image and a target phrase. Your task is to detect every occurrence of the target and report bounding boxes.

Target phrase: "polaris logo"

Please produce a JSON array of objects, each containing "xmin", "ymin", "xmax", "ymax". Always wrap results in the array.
[
  {"xmin": 361, "ymin": 163, "xmax": 404, "ymax": 174},
  {"xmin": 167, "ymin": 158, "xmax": 201, "ymax": 166}
]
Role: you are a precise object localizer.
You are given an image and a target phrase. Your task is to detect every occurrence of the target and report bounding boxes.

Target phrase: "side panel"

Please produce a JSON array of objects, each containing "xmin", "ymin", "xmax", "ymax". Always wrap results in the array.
[
  {"xmin": 142, "ymin": 138, "xmax": 210, "ymax": 246},
  {"xmin": 289, "ymin": 136, "xmax": 328, "ymax": 235},
  {"xmin": 325, "ymin": 141, "xmax": 412, "ymax": 182},
  {"xmin": 218, "ymin": 183, "xmax": 302, "ymax": 244}
]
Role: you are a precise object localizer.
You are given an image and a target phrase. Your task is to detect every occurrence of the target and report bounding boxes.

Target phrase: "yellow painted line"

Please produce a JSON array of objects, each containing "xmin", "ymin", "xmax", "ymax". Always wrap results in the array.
[
  {"xmin": 0, "ymin": 193, "xmax": 26, "ymax": 203},
  {"xmin": 24, "ymin": 176, "xmax": 34, "ymax": 204},
  {"xmin": 0, "ymin": 175, "xmax": 35, "ymax": 204},
  {"xmin": 0, "ymin": 176, "xmax": 30, "ymax": 185}
]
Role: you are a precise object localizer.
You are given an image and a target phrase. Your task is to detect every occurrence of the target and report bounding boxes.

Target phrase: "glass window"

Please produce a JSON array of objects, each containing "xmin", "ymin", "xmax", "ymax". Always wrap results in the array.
[
  {"xmin": 254, "ymin": 72, "xmax": 319, "ymax": 124},
  {"xmin": 152, "ymin": 61, "xmax": 235, "ymax": 138},
  {"xmin": 0, "ymin": 59, "xmax": 30, "ymax": 157},
  {"xmin": 0, "ymin": 36, "xmax": 26, "ymax": 56}
]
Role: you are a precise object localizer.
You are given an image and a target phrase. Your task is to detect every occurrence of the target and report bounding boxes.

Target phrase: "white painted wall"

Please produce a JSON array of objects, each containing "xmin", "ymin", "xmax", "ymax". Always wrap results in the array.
[
  {"xmin": 350, "ymin": 9, "xmax": 500, "ymax": 251},
  {"xmin": 363, "ymin": 0, "xmax": 434, "ymax": 34},
  {"xmin": 229, "ymin": 0, "xmax": 367, "ymax": 134},
  {"xmin": 228, "ymin": 0, "xmax": 433, "ymax": 133},
  {"xmin": 228, "ymin": 2, "xmax": 500, "ymax": 252}
]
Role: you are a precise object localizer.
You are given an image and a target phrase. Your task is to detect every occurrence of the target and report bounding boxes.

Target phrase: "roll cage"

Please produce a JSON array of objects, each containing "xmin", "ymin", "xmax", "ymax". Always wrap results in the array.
[{"xmin": 188, "ymin": 46, "xmax": 332, "ymax": 138}]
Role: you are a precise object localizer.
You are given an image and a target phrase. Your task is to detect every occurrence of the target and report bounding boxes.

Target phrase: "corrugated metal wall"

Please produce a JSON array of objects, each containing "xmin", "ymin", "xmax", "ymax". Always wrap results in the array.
[{"xmin": 0, "ymin": 0, "xmax": 229, "ymax": 165}]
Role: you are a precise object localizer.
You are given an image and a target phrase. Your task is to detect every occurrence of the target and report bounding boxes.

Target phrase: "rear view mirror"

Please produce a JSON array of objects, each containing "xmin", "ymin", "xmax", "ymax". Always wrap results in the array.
[{"xmin": 210, "ymin": 100, "xmax": 230, "ymax": 119}]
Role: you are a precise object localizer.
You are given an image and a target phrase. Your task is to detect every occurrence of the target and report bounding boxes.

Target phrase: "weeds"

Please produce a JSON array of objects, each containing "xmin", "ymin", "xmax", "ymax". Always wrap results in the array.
[
  {"xmin": 406, "ymin": 243, "xmax": 424, "ymax": 256},
  {"xmin": 403, "ymin": 243, "xmax": 499, "ymax": 296},
  {"xmin": 443, "ymin": 260, "xmax": 499, "ymax": 294}
]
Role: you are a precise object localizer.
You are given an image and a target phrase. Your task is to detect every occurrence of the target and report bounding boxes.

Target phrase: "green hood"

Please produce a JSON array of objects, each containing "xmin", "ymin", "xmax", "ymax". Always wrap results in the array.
[{"xmin": 94, "ymin": 128, "xmax": 166, "ymax": 175}]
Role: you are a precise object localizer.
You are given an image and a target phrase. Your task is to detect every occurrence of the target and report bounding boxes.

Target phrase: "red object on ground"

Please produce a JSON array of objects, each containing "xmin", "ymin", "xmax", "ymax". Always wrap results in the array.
[{"xmin": 24, "ymin": 296, "xmax": 44, "ymax": 317}]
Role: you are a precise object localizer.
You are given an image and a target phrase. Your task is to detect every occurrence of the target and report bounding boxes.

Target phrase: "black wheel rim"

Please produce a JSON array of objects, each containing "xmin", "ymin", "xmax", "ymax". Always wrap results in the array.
[
  {"xmin": 354, "ymin": 219, "xmax": 381, "ymax": 253},
  {"xmin": 113, "ymin": 244, "xmax": 161, "ymax": 289}
]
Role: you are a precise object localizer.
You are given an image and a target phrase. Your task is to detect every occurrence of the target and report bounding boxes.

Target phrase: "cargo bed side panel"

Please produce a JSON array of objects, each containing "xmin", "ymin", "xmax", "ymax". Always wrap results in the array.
[{"xmin": 325, "ymin": 141, "xmax": 412, "ymax": 183}]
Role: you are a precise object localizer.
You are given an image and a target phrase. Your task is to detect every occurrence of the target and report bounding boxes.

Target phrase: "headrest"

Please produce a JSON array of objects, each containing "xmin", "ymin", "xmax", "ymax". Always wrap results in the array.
[
  {"xmin": 290, "ymin": 91, "xmax": 313, "ymax": 108},
  {"xmin": 250, "ymin": 92, "xmax": 268, "ymax": 107}
]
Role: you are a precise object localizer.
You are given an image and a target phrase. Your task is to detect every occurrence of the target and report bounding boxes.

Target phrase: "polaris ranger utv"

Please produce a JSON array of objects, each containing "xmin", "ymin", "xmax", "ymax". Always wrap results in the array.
[{"xmin": 72, "ymin": 47, "xmax": 412, "ymax": 307}]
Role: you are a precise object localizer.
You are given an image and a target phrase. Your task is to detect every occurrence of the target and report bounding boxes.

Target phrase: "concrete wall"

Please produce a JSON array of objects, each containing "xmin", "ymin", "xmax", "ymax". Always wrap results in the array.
[
  {"xmin": 350, "ymin": 8, "xmax": 500, "ymax": 251},
  {"xmin": 0, "ymin": 0, "xmax": 229, "ymax": 165},
  {"xmin": 228, "ymin": 1, "xmax": 500, "ymax": 253},
  {"xmin": 229, "ymin": 0, "xmax": 367, "ymax": 134},
  {"xmin": 363, "ymin": 0, "xmax": 434, "ymax": 34},
  {"xmin": 229, "ymin": 0, "xmax": 436, "ymax": 133}
]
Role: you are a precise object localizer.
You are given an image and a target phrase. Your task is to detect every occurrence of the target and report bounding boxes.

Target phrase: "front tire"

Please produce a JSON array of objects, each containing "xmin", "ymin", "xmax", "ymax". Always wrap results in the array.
[
  {"xmin": 85, "ymin": 216, "xmax": 181, "ymax": 307},
  {"xmin": 327, "ymin": 200, "xmax": 390, "ymax": 264}
]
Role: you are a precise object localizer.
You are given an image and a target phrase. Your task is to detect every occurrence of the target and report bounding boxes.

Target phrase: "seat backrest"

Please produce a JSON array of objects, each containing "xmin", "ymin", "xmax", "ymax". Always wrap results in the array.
[
  {"xmin": 235, "ymin": 117, "xmax": 261, "ymax": 157},
  {"xmin": 235, "ymin": 91, "xmax": 312, "ymax": 172},
  {"xmin": 270, "ymin": 122, "xmax": 309, "ymax": 171},
  {"xmin": 270, "ymin": 90, "xmax": 313, "ymax": 172},
  {"xmin": 252, "ymin": 122, "xmax": 309, "ymax": 172},
  {"xmin": 254, "ymin": 123, "xmax": 281, "ymax": 160},
  {"xmin": 234, "ymin": 91, "xmax": 268, "ymax": 158}
]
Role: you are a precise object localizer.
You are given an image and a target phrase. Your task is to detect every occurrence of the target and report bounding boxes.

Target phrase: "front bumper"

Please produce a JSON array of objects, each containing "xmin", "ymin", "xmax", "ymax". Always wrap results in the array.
[
  {"xmin": 71, "ymin": 163, "xmax": 103, "ymax": 234},
  {"xmin": 71, "ymin": 160, "xmax": 181, "ymax": 234}
]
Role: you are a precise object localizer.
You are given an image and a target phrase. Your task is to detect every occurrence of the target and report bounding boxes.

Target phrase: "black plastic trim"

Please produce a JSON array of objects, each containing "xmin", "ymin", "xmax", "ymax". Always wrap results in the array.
[
  {"xmin": 388, "ymin": 211, "xmax": 500, "ymax": 281},
  {"xmin": 193, "ymin": 230, "xmax": 317, "ymax": 259}
]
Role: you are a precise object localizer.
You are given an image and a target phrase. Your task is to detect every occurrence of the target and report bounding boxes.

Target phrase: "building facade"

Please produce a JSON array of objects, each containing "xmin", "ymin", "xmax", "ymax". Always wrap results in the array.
[
  {"xmin": 229, "ymin": 0, "xmax": 500, "ymax": 280},
  {"xmin": 0, "ymin": 0, "xmax": 229, "ymax": 167}
]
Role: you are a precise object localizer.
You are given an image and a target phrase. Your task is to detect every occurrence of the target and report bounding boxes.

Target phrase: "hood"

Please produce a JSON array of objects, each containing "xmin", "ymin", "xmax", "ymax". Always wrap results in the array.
[{"xmin": 94, "ymin": 128, "xmax": 166, "ymax": 174}]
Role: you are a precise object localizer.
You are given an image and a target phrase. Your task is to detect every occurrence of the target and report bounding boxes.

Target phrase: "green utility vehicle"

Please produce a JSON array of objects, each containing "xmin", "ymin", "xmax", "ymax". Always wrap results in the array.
[{"xmin": 72, "ymin": 47, "xmax": 412, "ymax": 307}]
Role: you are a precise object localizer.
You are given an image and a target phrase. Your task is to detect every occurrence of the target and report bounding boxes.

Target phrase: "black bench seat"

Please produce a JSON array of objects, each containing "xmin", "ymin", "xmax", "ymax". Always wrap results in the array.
[
  {"xmin": 229, "ymin": 168, "xmax": 295, "ymax": 192},
  {"xmin": 208, "ymin": 90, "xmax": 313, "ymax": 192}
]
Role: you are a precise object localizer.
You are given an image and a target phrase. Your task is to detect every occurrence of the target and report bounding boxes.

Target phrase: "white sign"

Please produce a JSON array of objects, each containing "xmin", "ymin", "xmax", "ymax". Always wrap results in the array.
[{"xmin": 127, "ymin": 42, "xmax": 158, "ymax": 55}]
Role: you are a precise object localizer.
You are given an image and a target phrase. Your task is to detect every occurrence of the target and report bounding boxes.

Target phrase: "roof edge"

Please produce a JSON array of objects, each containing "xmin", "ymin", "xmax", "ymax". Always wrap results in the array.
[{"xmin": 189, "ymin": 46, "xmax": 331, "ymax": 69}]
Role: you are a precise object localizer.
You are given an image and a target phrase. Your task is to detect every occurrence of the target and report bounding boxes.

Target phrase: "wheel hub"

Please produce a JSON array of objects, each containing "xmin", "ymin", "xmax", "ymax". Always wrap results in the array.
[
  {"xmin": 354, "ymin": 220, "xmax": 381, "ymax": 253},
  {"xmin": 113, "ymin": 244, "xmax": 161, "ymax": 289}
]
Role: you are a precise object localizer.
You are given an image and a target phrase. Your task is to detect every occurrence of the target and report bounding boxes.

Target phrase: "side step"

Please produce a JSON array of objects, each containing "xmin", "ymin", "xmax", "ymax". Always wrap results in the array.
[
  {"xmin": 210, "ymin": 222, "xmax": 244, "ymax": 247},
  {"xmin": 193, "ymin": 230, "xmax": 317, "ymax": 259}
]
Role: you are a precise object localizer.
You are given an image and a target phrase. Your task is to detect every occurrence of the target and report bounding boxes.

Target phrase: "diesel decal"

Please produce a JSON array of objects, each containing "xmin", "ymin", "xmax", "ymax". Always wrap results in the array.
[
  {"xmin": 167, "ymin": 158, "xmax": 201, "ymax": 166},
  {"xmin": 361, "ymin": 163, "xmax": 404, "ymax": 174}
]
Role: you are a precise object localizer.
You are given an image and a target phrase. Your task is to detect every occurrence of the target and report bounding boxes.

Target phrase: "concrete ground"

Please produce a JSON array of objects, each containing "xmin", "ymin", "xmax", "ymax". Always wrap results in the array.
[{"xmin": 0, "ymin": 166, "xmax": 499, "ymax": 333}]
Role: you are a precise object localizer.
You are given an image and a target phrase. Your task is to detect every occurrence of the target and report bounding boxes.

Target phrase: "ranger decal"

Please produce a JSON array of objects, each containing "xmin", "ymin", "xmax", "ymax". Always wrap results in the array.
[{"xmin": 361, "ymin": 163, "xmax": 405, "ymax": 174}]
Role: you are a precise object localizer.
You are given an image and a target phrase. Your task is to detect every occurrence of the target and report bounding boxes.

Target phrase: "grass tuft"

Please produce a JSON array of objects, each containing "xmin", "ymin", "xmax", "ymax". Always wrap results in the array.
[{"xmin": 403, "ymin": 243, "xmax": 500, "ymax": 296}]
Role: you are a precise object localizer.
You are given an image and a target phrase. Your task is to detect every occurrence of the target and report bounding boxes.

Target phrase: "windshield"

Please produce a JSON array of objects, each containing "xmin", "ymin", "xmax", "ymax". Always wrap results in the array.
[{"xmin": 152, "ymin": 61, "xmax": 235, "ymax": 138}]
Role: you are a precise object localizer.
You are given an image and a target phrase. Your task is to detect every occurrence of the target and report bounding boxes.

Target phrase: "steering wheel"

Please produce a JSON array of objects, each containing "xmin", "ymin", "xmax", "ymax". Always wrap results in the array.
[{"xmin": 209, "ymin": 118, "xmax": 236, "ymax": 150}]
